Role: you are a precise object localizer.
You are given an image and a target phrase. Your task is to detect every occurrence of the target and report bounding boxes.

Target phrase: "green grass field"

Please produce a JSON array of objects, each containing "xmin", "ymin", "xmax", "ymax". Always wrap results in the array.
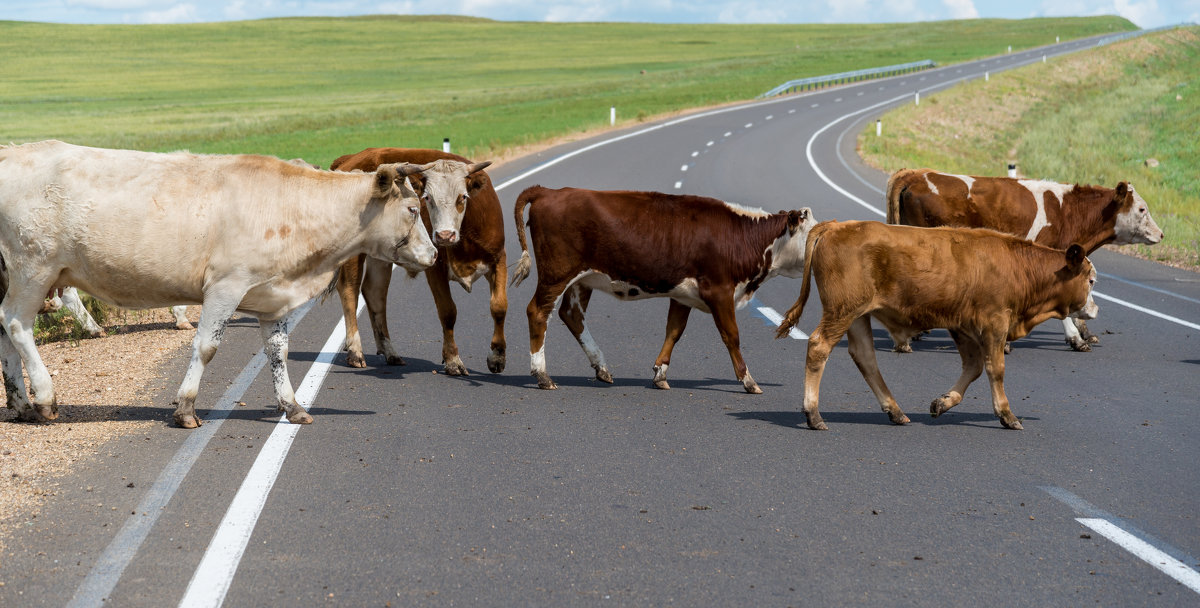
[
  {"xmin": 1, "ymin": 15, "xmax": 1133, "ymax": 168},
  {"xmin": 859, "ymin": 26, "xmax": 1200, "ymax": 269}
]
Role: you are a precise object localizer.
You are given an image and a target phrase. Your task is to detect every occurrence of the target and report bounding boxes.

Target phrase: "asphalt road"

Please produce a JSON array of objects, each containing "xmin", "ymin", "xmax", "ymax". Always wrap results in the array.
[{"xmin": 3, "ymin": 33, "xmax": 1198, "ymax": 607}]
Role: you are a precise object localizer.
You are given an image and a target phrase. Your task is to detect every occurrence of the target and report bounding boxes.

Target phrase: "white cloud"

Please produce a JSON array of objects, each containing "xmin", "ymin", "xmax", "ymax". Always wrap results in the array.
[
  {"xmin": 135, "ymin": 2, "xmax": 197, "ymax": 23},
  {"xmin": 944, "ymin": 0, "xmax": 980, "ymax": 19},
  {"xmin": 66, "ymin": 0, "xmax": 162, "ymax": 8}
]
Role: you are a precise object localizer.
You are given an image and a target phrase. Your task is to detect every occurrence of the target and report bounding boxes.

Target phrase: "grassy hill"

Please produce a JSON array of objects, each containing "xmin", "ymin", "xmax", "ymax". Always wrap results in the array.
[
  {"xmin": 0, "ymin": 15, "xmax": 1133, "ymax": 167},
  {"xmin": 859, "ymin": 26, "xmax": 1200, "ymax": 269}
]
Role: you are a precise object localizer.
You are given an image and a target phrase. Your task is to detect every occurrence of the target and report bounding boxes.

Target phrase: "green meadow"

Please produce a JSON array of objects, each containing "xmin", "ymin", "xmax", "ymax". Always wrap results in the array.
[
  {"xmin": 859, "ymin": 26, "xmax": 1200, "ymax": 269},
  {"xmin": 1, "ymin": 15, "xmax": 1132, "ymax": 168}
]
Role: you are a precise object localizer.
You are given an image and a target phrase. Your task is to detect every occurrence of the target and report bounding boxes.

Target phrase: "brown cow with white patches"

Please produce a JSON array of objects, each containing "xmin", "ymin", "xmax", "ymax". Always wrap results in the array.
[
  {"xmin": 329, "ymin": 148, "xmax": 501, "ymax": 375},
  {"xmin": 511, "ymin": 186, "xmax": 816, "ymax": 393},
  {"xmin": 775, "ymin": 221, "xmax": 1098, "ymax": 431},
  {"xmin": 886, "ymin": 168, "xmax": 1162, "ymax": 351}
]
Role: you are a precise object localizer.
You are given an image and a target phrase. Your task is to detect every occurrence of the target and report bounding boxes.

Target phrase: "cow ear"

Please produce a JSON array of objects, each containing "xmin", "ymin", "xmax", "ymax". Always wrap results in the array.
[
  {"xmin": 1115, "ymin": 181, "xmax": 1129, "ymax": 200},
  {"xmin": 406, "ymin": 171, "xmax": 427, "ymax": 194},
  {"xmin": 1065, "ymin": 244, "xmax": 1086, "ymax": 271},
  {"xmin": 373, "ymin": 164, "xmax": 400, "ymax": 197}
]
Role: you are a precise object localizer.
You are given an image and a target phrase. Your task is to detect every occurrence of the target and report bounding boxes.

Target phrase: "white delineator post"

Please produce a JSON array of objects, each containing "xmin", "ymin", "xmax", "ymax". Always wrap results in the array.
[
  {"xmin": 610, "ymin": 106, "xmax": 616, "ymax": 126},
  {"xmin": 1008, "ymin": 163, "xmax": 1017, "ymax": 178},
  {"xmin": 876, "ymin": 119, "xmax": 882, "ymax": 136},
  {"xmin": 443, "ymin": 138, "xmax": 450, "ymax": 153}
]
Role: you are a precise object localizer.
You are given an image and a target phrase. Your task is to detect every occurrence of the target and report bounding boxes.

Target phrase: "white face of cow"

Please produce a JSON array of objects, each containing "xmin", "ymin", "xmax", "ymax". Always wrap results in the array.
[
  {"xmin": 1075, "ymin": 263, "xmax": 1100, "ymax": 320},
  {"xmin": 770, "ymin": 207, "xmax": 818, "ymax": 278},
  {"xmin": 413, "ymin": 159, "xmax": 492, "ymax": 247},
  {"xmin": 368, "ymin": 163, "xmax": 438, "ymax": 272},
  {"xmin": 1114, "ymin": 183, "xmax": 1165, "ymax": 245}
]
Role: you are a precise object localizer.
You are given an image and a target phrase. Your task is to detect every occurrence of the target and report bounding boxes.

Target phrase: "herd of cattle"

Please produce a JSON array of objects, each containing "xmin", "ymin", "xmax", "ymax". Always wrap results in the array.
[{"xmin": 0, "ymin": 140, "xmax": 1163, "ymax": 430}]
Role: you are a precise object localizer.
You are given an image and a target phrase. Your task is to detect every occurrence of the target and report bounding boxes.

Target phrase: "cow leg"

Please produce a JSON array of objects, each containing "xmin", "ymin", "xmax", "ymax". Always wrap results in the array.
[
  {"xmin": 173, "ymin": 292, "xmax": 243, "ymax": 429},
  {"xmin": 171, "ymin": 305, "xmax": 193, "ymax": 330},
  {"xmin": 705, "ymin": 291, "xmax": 760, "ymax": 394},
  {"xmin": 363, "ymin": 257, "xmax": 405, "ymax": 366},
  {"xmin": 981, "ymin": 336, "xmax": 1022, "ymax": 430},
  {"xmin": 337, "ymin": 255, "xmax": 368, "ymax": 368},
  {"xmin": 1062, "ymin": 317, "xmax": 1092, "ymax": 352},
  {"xmin": 931, "ymin": 330, "xmax": 984, "ymax": 418},
  {"xmin": 1076, "ymin": 319, "xmax": 1100, "ymax": 344},
  {"xmin": 260, "ymin": 313, "xmax": 313, "ymax": 425},
  {"xmin": 651, "ymin": 299, "xmax": 692, "ymax": 390},
  {"xmin": 60, "ymin": 287, "xmax": 104, "ymax": 337},
  {"xmin": 425, "ymin": 256, "xmax": 467, "ymax": 376},
  {"xmin": 802, "ymin": 316, "xmax": 855, "ymax": 430},
  {"xmin": 0, "ymin": 286, "xmax": 58, "ymax": 422},
  {"xmin": 1, "ymin": 283, "xmax": 59, "ymax": 421},
  {"xmin": 846, "ymin": 317, "xmax": 909, "ymax": 425},
  {"xmin": 558, "ymin": 284, "xmax": 612, "ymax": 383},
  {"xmin": 484, "ymin": 251, "xmax": 508, "ymax": 374},
  {"xmin": 526, "ymin": 280, "xmax": 569, "ymax": 390}
]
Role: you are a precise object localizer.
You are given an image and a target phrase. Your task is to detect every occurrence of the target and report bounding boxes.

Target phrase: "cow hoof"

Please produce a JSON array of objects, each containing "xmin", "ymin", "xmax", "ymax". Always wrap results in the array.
[
  {"xmin": 534, "ymin": 373, "xmax": 558, "ymax": 390},
  {"xmin": 1001, "ymin": 418, "xmax": 1024, "ymax": 430},
  {"xmin": 653, "ymin": 379, "xmax": 671, "ymax": 390},
  {"xmin": 1087, "ymin": 335, "xmax": 1100, "ymax": 344},
  {"xmin": 1067, "ymin": 340, "xmax": 1091, "ymax": 352},
  {"xmin": 892, "ymin": 343, "xmax": 913, "ymax": 354},
  {"xmin": 174, "ymin": 414, "xmax": 202, "ymax": 429},
  {"xmin": 595, "ymin": 368, "xmax": 613, "ymax": 384},
  {"xmin": 889, "ymin": 412, "xmax": 911, "ymax": 425},
  {"xmin": 384, "ymin": 354, "xmax": 407, "ymax": 366},
  {"xmin": 445, "ymin": 360, "xmax": 469, "ymax": 376},
  {"xmin": 287, "ymin": 410, "xmax": 314, "ymax": 425},
  {"xmin": 17, "ymin": 407, "xmax": 53, "ymax": 423},
  {"xmin": 35, "ymin": 401, "xmax": 59, "ymax": 421},
  {"xmin": 744, "ymin": 383, "xmax": 763, "ymax": 395},
  {"xmin": 346, "ymin": 352, "xmax": 367, "ymax": 369},
  {"xmin": 87, "ymin": 329, "xmax": 106, "ymax": 338},
  {"xmin": 930, "ymin": 398, "xmax": 947, "ymax": 417},
  {"xmin": 487, "ymin": 351, "xmax": 505, "ymax": 374},
  {"xmin": 176, "ymin": 321, "xmax": 195, "ymax": 331},
  {"xmin": 805, "ymin": 415, "xmax": 829, "ymax": 431}
]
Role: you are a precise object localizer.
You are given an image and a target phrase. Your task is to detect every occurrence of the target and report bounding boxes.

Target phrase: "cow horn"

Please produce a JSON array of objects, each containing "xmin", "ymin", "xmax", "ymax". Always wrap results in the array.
[
  {"xmin": 395, "ymin": 162, "xmax": 433, "ymax": 177},
  {"xmin": 467, "ymin": 161, "xmax": 492, "ymax": 175}
]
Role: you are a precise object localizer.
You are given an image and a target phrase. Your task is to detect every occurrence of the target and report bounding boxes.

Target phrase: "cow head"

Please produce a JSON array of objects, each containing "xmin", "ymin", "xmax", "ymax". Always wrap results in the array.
[
  {"xmin": 405, "ymin": 159, "xmax": 492, "ymax": 247},
  {"xmin": 1113, "ymin": 182, "xmax": 1164, "ymax": 245},
  {"xmin": 1063, "ymin": 244, "xmax": 1099, "ymax": 320},
  {"xmin": 769, "ymin": 207, "xmax": 818, "ymax": 278},
  {"xmin": 369, "ymin": 162, "xmax": 438, "ymax": 272}
]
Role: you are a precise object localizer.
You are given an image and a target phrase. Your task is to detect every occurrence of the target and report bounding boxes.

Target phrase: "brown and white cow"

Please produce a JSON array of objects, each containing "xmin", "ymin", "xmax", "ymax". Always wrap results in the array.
[
  {"xmin": 0, "ymin": 140, "xmax": 439, "ymax": 428},
  {"xmin": 886, "ymin": 168, "xmax": 1161, "ymax": 351},
  {"xmin": 328, "ymin": 148, "xmax": 502, "ymax": 375},
  {"xmin": 775, "ymin": 221, "xmax": 1098, "ymax": 431},
  {"xmin": 511, "ymin": 186, "xmax": 816, "ymax": 393}
]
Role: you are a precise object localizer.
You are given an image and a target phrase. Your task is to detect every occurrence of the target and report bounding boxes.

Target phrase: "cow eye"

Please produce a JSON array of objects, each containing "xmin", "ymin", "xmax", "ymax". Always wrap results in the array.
[
  {"xmin": 408, "ymin": 206, "xmax": 419, "ymax": 216},
  {"xmin": 421, "ymin": 192, "xmax": 432, "ymax": 203}
]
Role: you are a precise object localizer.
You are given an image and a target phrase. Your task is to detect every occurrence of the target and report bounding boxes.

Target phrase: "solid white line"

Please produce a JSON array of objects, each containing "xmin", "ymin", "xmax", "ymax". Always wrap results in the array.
[
  {"xmin": 67, "ymin": 300, "xmax": 317, "ymax": 608},
  {"xmin": 756, "ymin": 305, "xmax": 808, "ymax": 340},
  {"xmin": 1078, "ymin": 518, "xmax": 1200, "ymax": 594},
  {"xmin": 1093, "ymin": 291, "xmax": 1200, "ymax": 330},
  {"xmin": 179, "ymin": 301, "xmax": 360, "ymax": 608}
]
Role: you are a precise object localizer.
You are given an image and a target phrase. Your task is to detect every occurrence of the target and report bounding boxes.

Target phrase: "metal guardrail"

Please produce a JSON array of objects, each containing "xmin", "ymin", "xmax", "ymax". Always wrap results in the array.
[
  {"xmin": 758, "ymin": 60, "xmax": 935, "ymax": 98},
  {"xmin": 757, "ymin": 23, "xmax": 1194, "ymax": 100}
]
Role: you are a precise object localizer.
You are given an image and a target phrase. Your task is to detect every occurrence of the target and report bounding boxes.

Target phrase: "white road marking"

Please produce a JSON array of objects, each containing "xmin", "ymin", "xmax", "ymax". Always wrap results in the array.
[
  {"xmin": 707, "ymin": 140, "xmax": 715, "ymax": 146},
  {"xmin": 674, "ymin": 181, "xmax": 683, "ymax": 189},
  {"xmin": 765, "ymin": 115, "xmax": 773, "ymax": 120},
  {"xmin": 66, "ymin": 299, "xmax": 320, "ymax": 608},
  {"xmin": 723, "ymin": 131, "xmax": 732, "ymax": 137},
  {"xmin": 1077, "ymin": 519, "xmax": 1200, "ymax": 594},
  {"xmin": 680, "ymin": 164, "xmax": 688, "ymax": 172},
  {"xmin": 178, "ymin": 304, "xmax": 357, "ymax": 608},
  {"xmin": 744, "ymin": 122, "xmax": 753, "ymax": 128},
  {"xmin": 691, "ymin": 151, "xmax": 699, "ymax": 157},
  {"xmin": 754, "ymin": 303, "xmax": 807, "ymax": 340},
  {"xmin": 788, "ymin": 109, "xmax": 796, "ymax": 114},
  {"xmin": 1093, "ymin": 292, "xmax": 1200, "ymax": 330}
]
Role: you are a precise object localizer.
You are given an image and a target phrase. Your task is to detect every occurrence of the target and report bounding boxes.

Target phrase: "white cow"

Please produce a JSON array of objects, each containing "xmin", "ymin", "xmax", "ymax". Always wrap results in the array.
[{"xmin": 0, "ymin": 140, "xmax": 441, "ymax": 428}]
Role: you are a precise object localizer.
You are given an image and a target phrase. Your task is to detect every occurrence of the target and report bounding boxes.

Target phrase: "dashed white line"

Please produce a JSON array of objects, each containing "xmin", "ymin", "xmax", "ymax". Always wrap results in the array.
[
  {"xmin": 674, "ymin": 181, "xmax": 683, "ymax": 189},
  {"xmin": 788, "ymin": 109, "xmax": 796, "ymax": 114},
  {"xmin": 691, "ymin": 151, "xmax": 699, "ymax": 157},
  {"xmin": 744, "ymin": 122, "xmax": 753, "ymax": 128},
  {"xmin": 765, "ymin": 115, "xmax": 773, "ymax": 120},
  {"xmin": 706, "ymin": 141, "xmax": 714, "ymax": 146},
  {"xmin": 811, "ymin": 103, "xmax": 819, "ymax": 108},
  {"xmin": 754, "ymin": 301, "xmax": 807, "ymax": 340},
  {"xmin": 680, "ymin": 164, "xmax": 689, "ymax": 172}
]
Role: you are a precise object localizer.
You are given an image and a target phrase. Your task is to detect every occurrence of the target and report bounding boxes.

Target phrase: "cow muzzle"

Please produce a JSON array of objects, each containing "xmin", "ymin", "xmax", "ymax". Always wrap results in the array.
[
  {"xmin": 1074, "ymin": 295, "xmax": 1099, "ymax": 321},
  {"xmin": 434, "ymin": 230, "xmax": 459, "ymax": 246}
]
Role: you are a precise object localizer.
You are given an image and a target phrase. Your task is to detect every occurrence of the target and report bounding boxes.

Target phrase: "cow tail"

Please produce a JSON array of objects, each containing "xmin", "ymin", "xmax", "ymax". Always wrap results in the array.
[
  {"xmin": 509, "ymin": 188, "xmax": 537, "ymax": 288},
  {"xmin": 885, "ymin": 168, "xmax": 909, "ymax": 224},
  {"xmin": 775, "ymin": 224, "xmax": 824, "ymax": 339}
]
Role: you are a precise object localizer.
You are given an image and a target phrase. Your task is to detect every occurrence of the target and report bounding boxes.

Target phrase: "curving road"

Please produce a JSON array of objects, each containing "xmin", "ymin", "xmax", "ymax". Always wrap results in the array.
[{"xmin": 3, "ymin": 34, "xmax": 1199, "ymax": 606}]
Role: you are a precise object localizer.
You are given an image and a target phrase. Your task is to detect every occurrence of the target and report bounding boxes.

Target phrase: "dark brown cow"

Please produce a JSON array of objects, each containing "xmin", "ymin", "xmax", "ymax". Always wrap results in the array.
[
  {"xmin": 775, "ymin": 221, "xmax": 1097, "ymax": 431},
  {"xmin": 886, "ymin": 168, "xmax": 1161, "ymax": 351},
  {"xmin": 330, "ymin": 148, "xmax": 504, "ymax": 375},
  {"xmin": 511, "ymin": 186, "xmax": 816, "ymax": 393}
]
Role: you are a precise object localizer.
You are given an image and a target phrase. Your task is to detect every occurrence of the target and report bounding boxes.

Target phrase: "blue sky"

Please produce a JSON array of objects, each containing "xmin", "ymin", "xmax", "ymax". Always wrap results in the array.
[{"xmin": 0, "ymin": 0, "xmax": 1194, "ymax": 28}]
